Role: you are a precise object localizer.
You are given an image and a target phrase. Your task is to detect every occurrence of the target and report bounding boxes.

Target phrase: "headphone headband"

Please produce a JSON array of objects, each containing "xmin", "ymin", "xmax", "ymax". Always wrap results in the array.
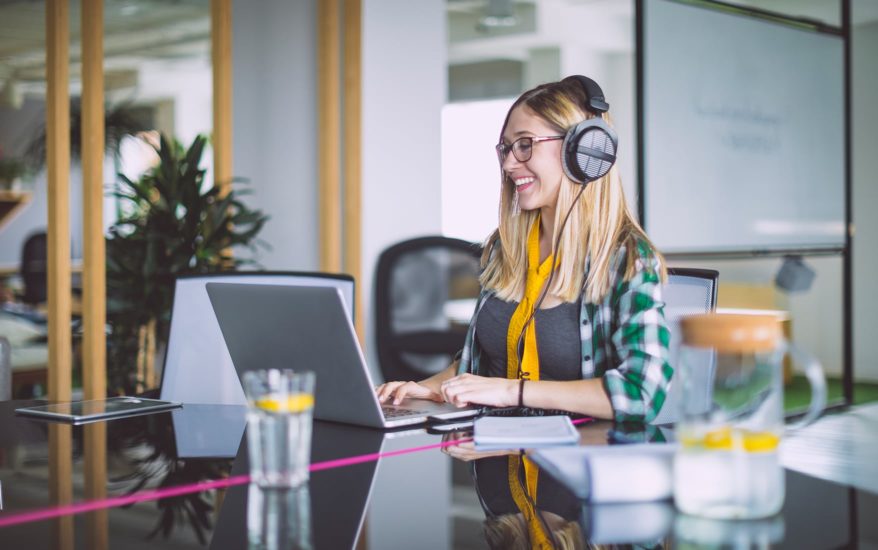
[{"xmin": 566, "ymin": 75, "xmax": 609, "ymax": 114}]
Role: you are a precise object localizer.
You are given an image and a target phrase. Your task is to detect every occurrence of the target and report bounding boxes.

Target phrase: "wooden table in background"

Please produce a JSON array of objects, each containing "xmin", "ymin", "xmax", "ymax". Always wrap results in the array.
[{"xmin": 0, "ymin": 190, "xmax": 32, "ymax": 232}]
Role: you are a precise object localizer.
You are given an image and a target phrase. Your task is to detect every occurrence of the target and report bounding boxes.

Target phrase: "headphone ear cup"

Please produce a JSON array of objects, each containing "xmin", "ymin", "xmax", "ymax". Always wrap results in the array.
[{"xmin": 561, "ymin": 118, "xmax": 619, "ymax": 185}]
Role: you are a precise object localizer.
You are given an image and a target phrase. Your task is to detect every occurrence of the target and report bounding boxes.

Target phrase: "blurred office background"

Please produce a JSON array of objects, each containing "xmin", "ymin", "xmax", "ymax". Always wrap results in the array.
[{"xmin": 0, "ymin": 0, "xmax": 876, "ymax": 407}]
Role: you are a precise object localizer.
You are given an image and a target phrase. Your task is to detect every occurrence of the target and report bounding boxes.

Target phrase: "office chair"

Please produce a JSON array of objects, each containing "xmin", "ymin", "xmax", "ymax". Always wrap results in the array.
[
  {"xmin": 159, "ymin": 272, "xmax": 355, "ymax": 405},
  {"xmin": 374, "ymin": 236, "xmax": 482, "ymax": 383},
  {"xmin": 651, "ymin": 267, "xmax": 719, "ymax": 425},
  {"xmin": 20, "ymin": 231, "xmax": 48, "ymax": 306}
]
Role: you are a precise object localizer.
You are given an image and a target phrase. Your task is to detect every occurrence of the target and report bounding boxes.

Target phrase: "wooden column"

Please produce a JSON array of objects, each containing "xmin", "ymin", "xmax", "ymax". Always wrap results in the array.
[
  {"xmin": 45, "ymin": 0, "xmax": 71, "ymax": 406},
  {"xmin": 81, "ymin": 0, "xmax": 106, "ymax": 402},
  {"xmin": 318, "ymin": 0, "xmax": 342, "ymax": 272},
  {"xmin": 212, "ymin": 0, "xmax": 233, "ymax": 196},
  {"xmin": 80, "ymin": 1, "xmax": 108, "ymax": 547},
  {"xmin": 343, "ymin": 0, "xmax": 363, "ymax": 341},
  {"xmin": 46, "ymin": 8, "xmax": 73, "ymax": 550}
]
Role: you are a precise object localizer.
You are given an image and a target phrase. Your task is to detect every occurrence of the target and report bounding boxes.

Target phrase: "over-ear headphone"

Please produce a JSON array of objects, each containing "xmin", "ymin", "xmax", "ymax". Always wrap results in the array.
[{"xmin": 560, "ymin": 75, "xmax": 619, "ymax": 185}]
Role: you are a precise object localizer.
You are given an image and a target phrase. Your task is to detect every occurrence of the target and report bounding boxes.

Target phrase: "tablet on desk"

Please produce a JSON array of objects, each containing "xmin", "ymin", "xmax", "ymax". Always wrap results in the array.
[{"xmin": 15, "ymin": 397, "xmax": 182, "ymax": 425}]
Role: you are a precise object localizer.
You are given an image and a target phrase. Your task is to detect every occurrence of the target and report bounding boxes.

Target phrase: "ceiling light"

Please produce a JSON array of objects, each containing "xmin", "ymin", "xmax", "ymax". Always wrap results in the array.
[{"xmin": 479, "ymin": 0, "xmax": 517, "ymax": 29}]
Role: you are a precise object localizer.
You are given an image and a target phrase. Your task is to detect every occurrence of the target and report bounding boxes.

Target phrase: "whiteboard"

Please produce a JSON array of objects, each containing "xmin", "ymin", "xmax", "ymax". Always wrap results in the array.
[{"xmin": 643, "ymin": 0, "xmax": 845, "ymax": 253}]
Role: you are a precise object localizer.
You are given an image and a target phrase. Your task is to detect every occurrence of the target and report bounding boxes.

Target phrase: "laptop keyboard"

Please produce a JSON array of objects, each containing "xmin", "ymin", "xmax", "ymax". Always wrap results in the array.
[{"xmin": 382, "ymin": 406, "xmax": 429, "ymax": 418}]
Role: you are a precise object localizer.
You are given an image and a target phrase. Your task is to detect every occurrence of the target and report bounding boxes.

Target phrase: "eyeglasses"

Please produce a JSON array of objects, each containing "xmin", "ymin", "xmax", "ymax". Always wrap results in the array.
[{"xmin": 495, "ymin": 135, "xmax": 564, "ymax": 164}]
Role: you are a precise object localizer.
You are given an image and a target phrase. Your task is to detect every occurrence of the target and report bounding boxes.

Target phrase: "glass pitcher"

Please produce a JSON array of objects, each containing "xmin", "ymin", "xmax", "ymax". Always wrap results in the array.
[{"xmin": 672, "ymin": 313, "xmax": 826, "ymax": 519}]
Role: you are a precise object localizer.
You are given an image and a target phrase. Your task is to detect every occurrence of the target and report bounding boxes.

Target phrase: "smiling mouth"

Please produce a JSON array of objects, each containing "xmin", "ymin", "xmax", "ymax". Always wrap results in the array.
[{"xmin": 514, "ymin": 176, "xmax": 535, "ymax": 190}]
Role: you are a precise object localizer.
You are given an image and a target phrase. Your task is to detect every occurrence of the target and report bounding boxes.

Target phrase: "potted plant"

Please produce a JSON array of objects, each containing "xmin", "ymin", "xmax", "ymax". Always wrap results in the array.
[{"xmin": 106, "ymin": 133, "xmax": 269, "ymax": 394}]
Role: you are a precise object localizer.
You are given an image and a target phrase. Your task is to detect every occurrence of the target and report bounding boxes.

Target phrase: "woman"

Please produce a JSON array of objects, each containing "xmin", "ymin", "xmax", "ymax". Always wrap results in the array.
[{"xmin": 377, "ymin": 76, "xmax": 671, "ymax": 424}]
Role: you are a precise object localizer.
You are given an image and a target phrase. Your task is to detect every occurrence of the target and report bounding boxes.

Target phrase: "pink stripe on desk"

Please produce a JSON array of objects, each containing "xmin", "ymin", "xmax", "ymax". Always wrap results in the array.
[
  {"xmin": 0, "ymin": 417, "xmax": 592, "ymax": 528},
  {"xmin": 0, "ymin": 474, "xmax": 252, "ymax": 528}
]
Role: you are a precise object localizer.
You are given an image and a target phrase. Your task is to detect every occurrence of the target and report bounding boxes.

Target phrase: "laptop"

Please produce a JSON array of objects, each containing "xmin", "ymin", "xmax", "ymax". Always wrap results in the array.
[
  {"xmin": 160, "ymin": 273, "xmax": 355, "ymax": 406},
  {"xmin": 205, "ymin": 282, "xmax": 479, "ymax": 428}
]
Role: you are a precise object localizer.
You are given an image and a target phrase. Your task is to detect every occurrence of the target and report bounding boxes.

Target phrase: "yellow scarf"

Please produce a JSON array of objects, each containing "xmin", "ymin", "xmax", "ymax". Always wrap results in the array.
[{"xmin": 506, "ymin": 215, "xmax": 555, "ymax": 549}]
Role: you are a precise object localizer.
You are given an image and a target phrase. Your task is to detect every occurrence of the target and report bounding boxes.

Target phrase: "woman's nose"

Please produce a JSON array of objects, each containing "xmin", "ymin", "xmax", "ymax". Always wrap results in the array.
[{"xmin": 501, "ymin": 150, "xmax": 521, "ymax": 173}]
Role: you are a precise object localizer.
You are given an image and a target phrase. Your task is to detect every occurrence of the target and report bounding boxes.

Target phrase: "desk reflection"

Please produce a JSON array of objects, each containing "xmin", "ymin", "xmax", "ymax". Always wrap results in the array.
[
  {"xmin": 443, "ymin": 420, "xmax": 674, "ymax": 550},
  {"xmin": 210, "ymin": 422, "xmax": 384, "ymax": 550},
  {"xmin": 473, "ymin": 455, "xmax": 587, "ymax": 550},
  {"xmin": 247, "ymin": 485, "xmax": 312, "ymax": 550},
  {"xmin": 0, "ymin": 401, "xmax": 874, "ymax": 549}
]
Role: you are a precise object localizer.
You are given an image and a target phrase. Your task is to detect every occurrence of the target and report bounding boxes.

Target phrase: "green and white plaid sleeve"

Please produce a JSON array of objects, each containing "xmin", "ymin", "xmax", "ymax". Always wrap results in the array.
[{"xmin": 600, "ymin": 250, "xmax": 673, "ymax": 424}]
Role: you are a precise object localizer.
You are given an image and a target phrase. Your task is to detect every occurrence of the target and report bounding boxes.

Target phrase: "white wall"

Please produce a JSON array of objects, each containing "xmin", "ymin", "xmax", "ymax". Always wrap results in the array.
[
  {"xmin": 361, "ymin": 0, "xmax": 446, "ymax": 383},
  {"xmin": 135, "ymin": 57, "xmax": 213, "ymax": 147},
  {"xmin": 231, "ymin": 0, "xmax": 446, "ymax": 384},
  {"xmin": 440, "ymin": 98, "xmax": 513, "ymax": 243},
  {"xmin": 232, "ymin": 0, "xmax": 318, "ymax": 271},
  {"xmin": 852, "ymin": 19, "xmax": 878, "ymax": 381}
]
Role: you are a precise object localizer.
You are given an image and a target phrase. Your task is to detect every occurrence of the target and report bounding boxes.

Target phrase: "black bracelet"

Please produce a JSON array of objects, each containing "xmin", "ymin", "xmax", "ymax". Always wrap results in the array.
[{"xmin": 518, "ymin": 379, "xmax": 525, "ymax": 408}]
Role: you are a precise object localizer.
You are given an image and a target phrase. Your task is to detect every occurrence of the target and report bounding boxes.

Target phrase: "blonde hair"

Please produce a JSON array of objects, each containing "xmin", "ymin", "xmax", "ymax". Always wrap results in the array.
[
  {"xmin": 480, "ymin": 78, "xmax": 665, "ymax": 304},
  {"xmin": 483, "ymin": 513, "xmax": 586, "ymax": 550}
]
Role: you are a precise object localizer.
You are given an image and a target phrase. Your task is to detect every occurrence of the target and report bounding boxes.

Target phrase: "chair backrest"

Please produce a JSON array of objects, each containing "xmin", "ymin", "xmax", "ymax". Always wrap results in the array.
[
  {"xmin": 159, "ymin": 272, "xmax": 355, "ymax": 405},
  {"xmin": 374, "ymin": 236, "xmax": 482, "ymax": 382},
  {"xmin": 651, "ymin": 267, "xmax": 719, "ymax": 425},
  {"xmin": 20, "ymin": 231, "xmax": 48, "ymax": 305}
]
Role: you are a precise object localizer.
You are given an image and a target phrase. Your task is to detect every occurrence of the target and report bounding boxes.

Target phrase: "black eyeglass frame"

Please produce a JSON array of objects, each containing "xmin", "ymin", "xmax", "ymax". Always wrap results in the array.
[{"xmin": 495, "ymin": 135, "xmax": 564, "ymax": 165}]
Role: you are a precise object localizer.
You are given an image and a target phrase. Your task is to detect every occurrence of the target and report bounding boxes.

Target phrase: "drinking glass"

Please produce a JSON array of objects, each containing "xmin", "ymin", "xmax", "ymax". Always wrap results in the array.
[
  {"xmin": 242, "ymin": 369, "xmax": 316, "ymax": 488},
  {"xmin": 673, "ymin": 313, "xmax": 826, "ymax": 519}
]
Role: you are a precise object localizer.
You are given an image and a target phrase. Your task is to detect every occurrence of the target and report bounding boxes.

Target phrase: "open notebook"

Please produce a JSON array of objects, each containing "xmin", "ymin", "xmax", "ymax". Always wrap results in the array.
[{"xmin": 473, "ymin": 415, "xmax": 580, "ymax": 450}]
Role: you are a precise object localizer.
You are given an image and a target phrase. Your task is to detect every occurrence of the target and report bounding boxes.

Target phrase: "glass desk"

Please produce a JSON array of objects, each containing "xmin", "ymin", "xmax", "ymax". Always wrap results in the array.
[{"xmin": 0, "ymin": 400, "xmax": 875, "ymax": 549}]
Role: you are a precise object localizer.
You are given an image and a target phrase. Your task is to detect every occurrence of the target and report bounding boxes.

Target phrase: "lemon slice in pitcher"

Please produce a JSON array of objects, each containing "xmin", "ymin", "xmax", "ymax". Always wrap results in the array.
[
  {"xmin": 703, "ymin": 426, "xmax": 733, "ymax": 450},
  {"xmin": 741, "ymin": 431, "xmax": 780, "ymax": 452},
  {"xmin": 254, "ymin": 393, "xmax": 314, "ymax": 413},
  {"xmin": 699, "ymin": 428, "xmax": 780, "ymax": 452},
  {"xmin": 681, "ymin": 427, "xmax": 780, "ymax": 452}
]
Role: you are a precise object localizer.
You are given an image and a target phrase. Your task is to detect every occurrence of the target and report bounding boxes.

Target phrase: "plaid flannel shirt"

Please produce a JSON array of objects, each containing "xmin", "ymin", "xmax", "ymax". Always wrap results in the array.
[{"xmin": 457, "ymin": 240, "xmax": 672, "ymax": 423}]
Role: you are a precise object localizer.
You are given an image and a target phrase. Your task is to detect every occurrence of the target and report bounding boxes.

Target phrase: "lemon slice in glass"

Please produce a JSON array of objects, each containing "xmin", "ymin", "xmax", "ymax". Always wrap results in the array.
[{"xmin": 254, "ymin": 393, "xmax": 314, "ymax": 413}]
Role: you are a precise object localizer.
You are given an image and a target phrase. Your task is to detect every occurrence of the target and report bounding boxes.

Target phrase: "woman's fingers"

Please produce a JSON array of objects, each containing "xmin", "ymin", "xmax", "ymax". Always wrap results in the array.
[
  {"xmin": 440, "ymin": 375, "xmax": 514, "ymax": 408},
  {"xmin": 442, "ymin": 381, "xmax": 474, "ymax": 407},
  {"xmin": 439, "ymin": 374, "xmax": 469, "ymax": 402},
  {"xmin": 392, "ymin": 382, "xmax": 417, "ymax": 404},
  {"xmin": 376, "ymin": 381, "xmax": 404, "ymax": 403},
  {"xmin": 376, "ymin": 381, "xmax": 433, "ymax": 404}
]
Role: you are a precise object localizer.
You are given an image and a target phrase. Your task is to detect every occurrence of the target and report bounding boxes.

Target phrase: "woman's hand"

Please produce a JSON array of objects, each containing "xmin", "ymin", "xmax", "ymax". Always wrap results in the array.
[
  {"xmin": 375, "ymin": 381, "xmax": 443, "ymax": 405},
  {"xmin": 440, "ymin": 432, "xmax": 516, "ymax": 462},
  {"xmin": 440, "ymin": 373, "xmax": 518, "ymax": 408}
]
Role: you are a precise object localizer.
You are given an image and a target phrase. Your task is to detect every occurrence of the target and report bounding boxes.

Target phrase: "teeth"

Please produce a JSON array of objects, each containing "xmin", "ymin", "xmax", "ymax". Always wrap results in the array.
[{"xmin": 514, "ymin": 177, "xmax": 535, "ymax": 187}]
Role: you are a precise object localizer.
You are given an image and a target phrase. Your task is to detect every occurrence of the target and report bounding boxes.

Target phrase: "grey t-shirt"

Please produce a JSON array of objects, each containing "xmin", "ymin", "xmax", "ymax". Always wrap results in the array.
[{"xmin": 475, "ymin": 295, "xmax": 582, "ymax": 381}]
